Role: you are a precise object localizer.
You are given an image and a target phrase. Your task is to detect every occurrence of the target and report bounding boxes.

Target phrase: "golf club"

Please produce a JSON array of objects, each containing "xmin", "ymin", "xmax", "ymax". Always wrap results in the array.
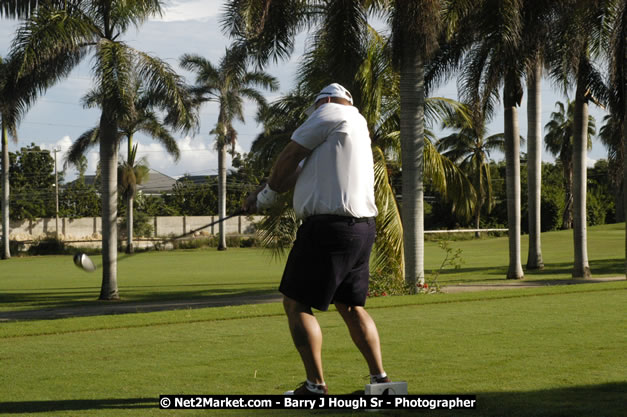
[{"xmin": 73, "ymin": 211, "xmax": 244, "ymax": 272}]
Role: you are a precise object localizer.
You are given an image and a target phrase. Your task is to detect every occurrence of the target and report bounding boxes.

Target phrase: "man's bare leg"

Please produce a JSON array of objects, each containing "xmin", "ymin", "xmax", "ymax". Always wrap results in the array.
[
  {"xmin": 335, "ymin": 302, "xmax": 385, "ymax": 376},
  {"xmin": 283, "ymin": 296, "xmax": 325, "ymax": 384}
]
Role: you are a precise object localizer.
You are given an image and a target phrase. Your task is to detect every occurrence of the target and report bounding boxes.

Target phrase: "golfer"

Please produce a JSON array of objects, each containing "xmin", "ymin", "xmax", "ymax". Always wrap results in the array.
[{"xmin": 244, "ymin": 83, "xmax": 389, "ymax": 395}]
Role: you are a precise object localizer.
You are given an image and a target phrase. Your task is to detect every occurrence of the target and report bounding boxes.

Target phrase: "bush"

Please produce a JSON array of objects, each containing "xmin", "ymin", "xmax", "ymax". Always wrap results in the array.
[
  {"xmin": 368, "ymin": 271, "xmax": 411, "ymax": 297},
  {"xmin": 587, "ymin": 190, "xmax": 611, "ymax": 226},
  {"xmin": 540, "ymin": 193, "xmax": 563, "ymax": 232},
  {"xmin": 27, "ymin": 237, "xmax": 68, "ymax": 255},
  {"xmin": 170, "ymin": 235, "xmax": 259, "ymax": 250},
  {"xmin": 119, "ymin": 210, "xmax": 154, "ymax": 238}
]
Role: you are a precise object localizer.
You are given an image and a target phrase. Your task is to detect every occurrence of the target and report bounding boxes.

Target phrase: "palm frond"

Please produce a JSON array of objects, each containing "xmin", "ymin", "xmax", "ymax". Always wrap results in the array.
[
  {"xmin": 255, "ymin": 194, "xmax": 299, "ymax": 259},
  {"xmin": 0, "ymin": 0, "xmax": 68, "ymax": 19},
  {"xmin": 66, "ymin": 126, "xmax": 99, "ymax": 166},
  {"xmin": 137, "ymin": 119, "xmax": 180, "ymax": 161},
  {"xmin": 136, "ymin": 49, "xmax": 198, "ymax": 133},
  {"xmin": 220, "ymin": 0, "xmax": 310, "ymax": 66},
  {"xmin": 371, "ymin": 146, "xmax": 404, "ymax": 282}
]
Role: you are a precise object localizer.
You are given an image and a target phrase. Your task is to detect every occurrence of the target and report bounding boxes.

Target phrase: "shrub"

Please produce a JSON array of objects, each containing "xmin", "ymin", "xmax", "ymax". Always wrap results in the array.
[
  {"xmin": 27, "ymin": 237, "xmax": 68, "ymax": 255},
  {"xmin": 587, "ymin": 190, "xmax": 611, "ymax": 226}
]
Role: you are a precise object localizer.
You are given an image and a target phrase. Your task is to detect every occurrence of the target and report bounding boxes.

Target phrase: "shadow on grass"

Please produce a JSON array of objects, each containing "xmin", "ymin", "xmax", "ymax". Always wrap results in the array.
[
  {"xmin": 3, "ymin": 382, "xmax": 623, "ymax": 416},
  {"xmin": 437, "ymin": 258, "xmax": 623, "ymax": 284},
  {"xmin": 0, "ymin": 398, "xmax": 156, "ymax": 414},
  {"xmin": 413, "ymin": 381, "xmax": 627, "ymax": 417},
  {"xmin": 276, "ymin": 381, "xmax": 626, "ymax": 417},
  {"xmin": 0, "ymin": 287, "xmax": 281, "ymax": 321}
]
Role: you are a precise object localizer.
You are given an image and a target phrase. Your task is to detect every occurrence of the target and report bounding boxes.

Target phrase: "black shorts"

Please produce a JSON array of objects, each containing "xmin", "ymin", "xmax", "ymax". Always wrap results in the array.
[{"xmin": 279, "ymin": 215, "xmax": 376, "ymax": 311}]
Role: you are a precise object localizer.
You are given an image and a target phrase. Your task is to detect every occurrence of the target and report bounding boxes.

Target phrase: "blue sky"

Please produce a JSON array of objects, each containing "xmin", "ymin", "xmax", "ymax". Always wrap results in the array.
[{"xmin": 1, "ymin": 1, "xmax": 610, "ymax": 182}]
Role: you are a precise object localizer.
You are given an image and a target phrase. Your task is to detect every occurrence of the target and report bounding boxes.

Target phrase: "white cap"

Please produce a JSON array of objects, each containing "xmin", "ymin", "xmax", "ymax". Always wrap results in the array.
[{"xmin": 304, "ymin": 83, "xmax": 353, "ymax": 116}]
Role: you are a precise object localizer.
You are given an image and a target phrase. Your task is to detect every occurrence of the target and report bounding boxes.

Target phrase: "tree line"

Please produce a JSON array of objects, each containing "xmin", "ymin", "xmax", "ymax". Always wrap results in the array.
[{"xmin": 2, "ymin": 142, "xmax": 618, "ymax": 235}]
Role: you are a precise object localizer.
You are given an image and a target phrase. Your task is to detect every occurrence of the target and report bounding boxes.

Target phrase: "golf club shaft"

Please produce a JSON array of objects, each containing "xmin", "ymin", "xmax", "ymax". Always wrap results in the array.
[
  {"xmin": 108, "ymin": 211, "xmax": 245, "ymax": 266},
  {"xmin": 156, "ymin": 211, "xmax": 243, "ymax": 244}
]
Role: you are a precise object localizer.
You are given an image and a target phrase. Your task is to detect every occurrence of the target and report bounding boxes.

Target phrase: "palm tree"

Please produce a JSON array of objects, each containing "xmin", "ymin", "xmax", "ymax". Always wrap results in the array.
[
  {"xmin": 67, "ymin": 74, "xmax": 183, "ymax": 254},
  {"xmin": 180, "ymin": 47, "xmax": 278, "ymax": 251},
  {"xmin": 1, "ymin": 53, "xmax": 50, "ymax": 259},
  {"xmin": 522, "ymin": 0, "xmax": 557, "ymax": 271},
  {"xmin": 12, "ymin": 1, "xmax": 195, "ymax": 299},
  {"xmin": 544, "ymin": 100, "xmax": 595, "ymax": 230},
  {"xmin": 546, "ymin": 0, "xmax": 609, "ymax": 279},
  {"xmin": 526, "ymin": 57, "xmax": 545, "ymax": 269},
  {"xmin": 601, "ymin": 0, "xmax": 626, "ymax": 272},
  {"xmin": 598, "ymin": 114, "xmax": 624, "ymax": 222},
  {"xmin": 117, "ymin": 144, "xmax": 149, "ymax": 253},
  {"xmin": 437, "ymin": 104, "xmax": 505, "ymax": 237},
  {"xmin": 1, "ymin": 1, "xmax": 70, "ymax": 259},
  {"xmin": 457, "ymin": 0, "xmax": 528, "ymax": 279}
]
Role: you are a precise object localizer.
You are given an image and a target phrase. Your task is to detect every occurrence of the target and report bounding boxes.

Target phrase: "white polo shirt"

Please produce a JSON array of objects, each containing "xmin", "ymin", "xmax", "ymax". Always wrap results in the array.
[{"xmin": 291, "ymin": 102, "xmax": 378, "ymax": 219}]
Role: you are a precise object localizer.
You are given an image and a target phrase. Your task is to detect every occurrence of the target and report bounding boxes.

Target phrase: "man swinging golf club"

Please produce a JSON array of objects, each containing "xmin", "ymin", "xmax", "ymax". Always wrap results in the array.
[{"xmin": 244, "ymin": 83, "xmax": 389, "ymax": 395}]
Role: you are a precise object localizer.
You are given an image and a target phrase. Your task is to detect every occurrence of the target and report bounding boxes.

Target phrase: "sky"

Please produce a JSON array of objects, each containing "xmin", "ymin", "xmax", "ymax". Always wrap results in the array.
[{"xmin": 0, "ymin": 0, "xmax": 611, "ymax": 182}]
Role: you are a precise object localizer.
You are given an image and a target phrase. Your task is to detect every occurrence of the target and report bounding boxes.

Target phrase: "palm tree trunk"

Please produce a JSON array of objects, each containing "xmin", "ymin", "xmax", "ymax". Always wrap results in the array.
[
  {"xmin": 126, "ymin": 194, "xmax": 134, "ymax": 254},
  {"xmin": 1, "ymin": 124, "xmax": 10, "ymax": 259},
  {"xmin": 217, "ymin": 141, "xmax": 227, "ymax": 251},
  {"xmin": 562, "ymin": 161, "xmax": 574, "ymax": 229},
  {"xmin": 474, "ymin": 162, "xmax": 482, "ymax": 238},
  {"xmin": 572, "ymin": 79, "xmax": 591, "ymax": 279},
  {"xmin": 99, "ymin": 113, "xmax": 120, "ymax": 300},
  {"xmin": 526, "ymin": 59, "xmax": 544, "ymax": 270},
  {"xmin": 126, "ymin": 135, "xmax": 134, "ymax": 254},
  {"xmin": 624, "ymin": 61, "xmax": 627, "ymax": 277},
  {"xmin": 400, "ymin": 46, "xmax": 425, "ymax": 291},
  {"xmin": 503, "ymin": 73, "xmax": 524, "ymax": 279}
]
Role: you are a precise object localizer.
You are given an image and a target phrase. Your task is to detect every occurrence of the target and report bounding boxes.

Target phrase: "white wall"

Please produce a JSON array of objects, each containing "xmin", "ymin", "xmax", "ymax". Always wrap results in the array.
[{"xmin": 9, "ymin": 216, "xmax": 262, "ymax": 241}]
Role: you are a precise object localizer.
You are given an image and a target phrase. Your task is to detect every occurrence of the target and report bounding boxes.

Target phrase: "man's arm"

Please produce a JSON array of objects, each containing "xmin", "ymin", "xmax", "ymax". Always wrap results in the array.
[
  {"xmin": 243, "ymin": 141, "xmax": 311, "ymax": 213},
  {"xmin": 267, "ymin": 141, "xmax": 312, "ymax": 192}
]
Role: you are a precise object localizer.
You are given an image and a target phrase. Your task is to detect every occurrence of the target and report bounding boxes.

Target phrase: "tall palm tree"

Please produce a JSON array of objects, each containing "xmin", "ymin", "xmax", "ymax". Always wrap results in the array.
[
  {"xmin": 1, "ymin": 53, "xmax": 51, "ymax": 259},
  {"xmin": 598, "ymin": 114, "xmax": 623, "ymax": 222},
  {"xmin": 526, "ymin": 57, "xmax": 545, "ymax": 269},
  {"xmin": 547, "ymin": 0, "xmax": 609, "ymax": 279},
  {"xmin": 544, "ymin": 100, "xmax": 595, "ymax": 230},
  {"xmin": 458, "ymin": 0, "xmax": 528, "ymax": 279},
  {"xmin": 1, "ymin": 0, "xmax": 70, "ymax": 259},
  {"xmin": 117, "ymin": 143, "xmax": 149, "ymax": 253},
  {"xmin": 180, "ymin": 47, "xmax": 277, "ymax": 251},
  {"xmin": 12, "ymin": 1, "xmax": 195, "ymax": 299},
  {"xmin": 601, "ymin": 0, "xmax": 626, "ymax": 273},
  {"xmin": 67, "ymin": 74, "xmax": 184, "ymax": 254},
  {"xmin": 437, "ymin": 104, "xmax": 505, "ymax": 237},
  {"xmin": 522, "ymin": 0, "xmax": 557, "ymax": 271}
]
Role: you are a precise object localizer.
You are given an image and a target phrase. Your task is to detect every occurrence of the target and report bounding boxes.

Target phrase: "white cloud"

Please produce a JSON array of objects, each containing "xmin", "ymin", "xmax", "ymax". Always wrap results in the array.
[
  {"xmin": 134, "ymin": 135, "xmax": 227, "ymax": 178},
  {"xmin": 157, "ymin": 0, "xmax": 223, "ymax": 22},
  {"xmin": 587, "ymin": 157, "xmax": 597, "ymax": 168}
]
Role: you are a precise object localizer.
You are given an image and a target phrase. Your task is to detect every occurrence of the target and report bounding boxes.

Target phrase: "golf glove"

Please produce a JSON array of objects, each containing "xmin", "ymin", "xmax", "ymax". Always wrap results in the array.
[{"xmin": 256, "ymin": 184, "xmax": 278, "ymax": 210}]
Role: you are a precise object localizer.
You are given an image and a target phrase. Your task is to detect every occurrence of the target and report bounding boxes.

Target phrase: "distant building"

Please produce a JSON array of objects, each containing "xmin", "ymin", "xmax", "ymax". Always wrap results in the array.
[
  {"xmin": 138, "ymin": 169, "xmax": 177, "ymax": 195},
  {"xmin": 67, "ymin": 169, "xmax": 177, "ymax": 196}
]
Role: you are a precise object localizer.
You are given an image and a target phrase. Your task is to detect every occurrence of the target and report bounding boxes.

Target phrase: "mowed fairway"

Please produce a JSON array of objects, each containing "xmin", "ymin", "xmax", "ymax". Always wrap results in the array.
[
  {"xmin": 0, "ymin": 223, "xmax": 624, "ymax": 313},
  {"xmin": 0, "ymin": 249, "xmax": 286, "ymax": 312},
  {"xmin": 0, "ymin": 284, "xmax": 625, "ymax": 416},
  {"xmin": 0, "ymin": 223, "xmax": 625, "ymax": 416}
]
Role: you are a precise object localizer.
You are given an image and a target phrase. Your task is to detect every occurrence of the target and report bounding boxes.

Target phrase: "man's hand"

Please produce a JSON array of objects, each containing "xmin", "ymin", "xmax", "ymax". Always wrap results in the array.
[{"xmin": 242, "ymin": 183, "xmax": 267, "ymax": 214}]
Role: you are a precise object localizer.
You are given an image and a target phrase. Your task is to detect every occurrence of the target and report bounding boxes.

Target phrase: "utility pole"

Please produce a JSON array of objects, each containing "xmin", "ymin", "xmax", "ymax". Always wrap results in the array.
[{"xmin": 54, "ymin": 148, "xmax": 59, "ymax": 240}]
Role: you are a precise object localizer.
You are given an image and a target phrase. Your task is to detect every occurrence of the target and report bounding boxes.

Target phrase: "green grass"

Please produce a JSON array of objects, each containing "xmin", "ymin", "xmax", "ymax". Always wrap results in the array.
[
  {"xmin": 1, "ymin": 223, "xmax": 624, "ymax": 312},
  {"xmin": 430, "ymin": 222, "xmax": 625, "ymax": 284},
  {"xmin": 0, "ymin": 283, "xmax": 625, "ymax": 416}
]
